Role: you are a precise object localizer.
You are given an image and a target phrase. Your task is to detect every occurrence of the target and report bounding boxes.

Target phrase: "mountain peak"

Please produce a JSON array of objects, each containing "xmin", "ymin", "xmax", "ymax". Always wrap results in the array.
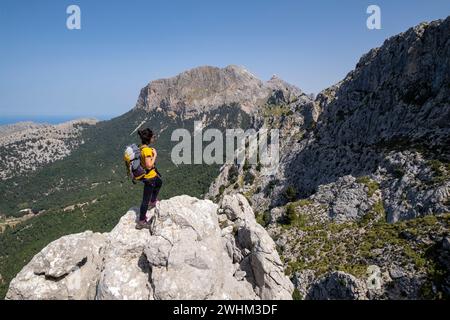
[{"xmin": 134, "ymin": 65, "xmax": 302, "ymax": 116}]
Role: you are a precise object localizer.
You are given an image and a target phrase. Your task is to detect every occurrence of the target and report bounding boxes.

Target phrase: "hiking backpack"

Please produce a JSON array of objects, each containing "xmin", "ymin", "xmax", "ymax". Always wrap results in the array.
[{"xmin": 124, "ymin": 144, "xmax": 146, "ymax": 181}]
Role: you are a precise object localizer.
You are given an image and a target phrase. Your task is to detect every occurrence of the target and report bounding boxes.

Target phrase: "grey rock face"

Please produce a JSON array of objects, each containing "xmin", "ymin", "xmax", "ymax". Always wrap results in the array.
[
  {"xmin": 221, "ymin": 193, "xmax": 255, "ymax": 221},
  {"xmin": 6, "ymin": 195, "xmax": 292, "ymax": 300},
  {"xmin": 389, "ymin": 265, "xmax": 406, "ymax": 279},
  {"xmin": 305, "ymin": 272, "xmax": 368, "ymax": 300},
  {"xmin": 311, "ymin": 175, "xmax": 381, "ymax": 222},
  {"xmin": 282, "ymin": 18, "xmax": 450, "ymax": 222},
  {"xmin": 6, "ymin": 231, "xmax": 106, "ymax": 300},
  {"xmin": 96, "ymin": 211, "xmax": 153, "ymax": 300},
  {"xmin": 204, "ymin": 17, "xmax": 450, "ymax": 301},
  {"xmin": 209, "ymin": 17, "xmax": 450, "ymax": 223},
  {"xmin": 443, "ymin": 236, "xmax": 450, "ymax": 251},
  {"xmin": 220, "ymin": 194, "xmax": 294, "ymax": 300},
  {"xmin": 146, "ymin": 196, "xmax": 256, "ymax": 300},
  {"xmin": 134, "ymin": 65, "xmax": 305, "ymax": 117},
  {"xmin": 380, "ymin": 151, "xmax": 450, "ymax": 222},
  {"xmin": 206, "ymin": 87, "xmax": 313, "ymax": 212},
  {"xmin": 292, "ymin": 269, "xmax": 316, "ymax": 300}
]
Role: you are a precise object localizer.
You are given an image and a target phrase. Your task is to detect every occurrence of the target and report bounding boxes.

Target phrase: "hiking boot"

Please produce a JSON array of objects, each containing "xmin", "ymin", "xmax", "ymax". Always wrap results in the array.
[{"xmin": 135, "ymin": 220, "xmax": 151, "ymax": 230}]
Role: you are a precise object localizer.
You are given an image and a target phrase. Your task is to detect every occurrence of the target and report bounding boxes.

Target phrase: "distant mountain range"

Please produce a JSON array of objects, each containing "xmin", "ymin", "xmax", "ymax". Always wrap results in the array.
[
  {"xmin": 0, "ymin": 16, "xmax": 449, "ymax": 300},
  {"xmin": 0, "ymin": 119, "xmax": 97, "ymax": 180}
]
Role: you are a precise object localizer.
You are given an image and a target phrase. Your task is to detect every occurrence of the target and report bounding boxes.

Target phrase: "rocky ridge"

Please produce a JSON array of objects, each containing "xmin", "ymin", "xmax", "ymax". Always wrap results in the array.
[
  {"xmin": 0, "ymin": 119, "xmax": 98, "ymax": 180},
  {"xmin": 0, "ymin": 122, "xmax": 46, "ymax": 139},
  {"xmin": 207, "ymin": 17, "xmax": 450, "ymax": 299},
  {"xmin": 6, "ymin": 195, "xmax": 293, "ymax": 300},
  {"xmin": 209, "ymin": 17, "xmax": 450, "ymax": 222}
]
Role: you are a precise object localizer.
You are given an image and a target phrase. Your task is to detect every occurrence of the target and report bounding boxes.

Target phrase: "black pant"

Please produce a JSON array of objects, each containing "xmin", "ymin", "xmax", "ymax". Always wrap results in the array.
[{"xmin": 139, "ymin": 176, "xmax": 163, "ymax": 221}]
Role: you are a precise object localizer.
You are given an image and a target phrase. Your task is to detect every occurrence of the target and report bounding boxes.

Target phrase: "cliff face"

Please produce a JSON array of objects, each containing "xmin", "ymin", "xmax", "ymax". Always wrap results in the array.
[
  {"xmin": 134, "ymin": 65, "xmax": 304, "ymax": 117},
  {"xmin": 207, "ymin": 17, "xmax": 450, "ymax": 299},
  {"xmin": 6, "ymin": 195, "xmax": 293, "ymax": 300},
  {"xmin": 210, "ymin": 17, "xmax": 450, "ymax": 223},
  {"xmin": 283, "ymin": 17, "xmax": 450, "ymax": 222}
]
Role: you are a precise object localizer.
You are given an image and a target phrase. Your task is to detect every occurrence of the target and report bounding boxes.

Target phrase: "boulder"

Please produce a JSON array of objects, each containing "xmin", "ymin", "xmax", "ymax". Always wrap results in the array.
[
  {"xmin": 146, "ymin": 196, "xmax": 256, "ymax": 300},
  {"xmin": 221, "ymin": 194, "xmax": 294, "ymax": 299},
  {"xmin": 6, "ymin": 231, "xmax": 106, "ymax": 300},
  {"xmin": 221, "ymin": 194, "xmax": 254, "ymax": 221},
  {"xmin": 305, "ymin": 271, "xmax": 368, "ymax": 300},
  {"xmin": 96, "ymin": 211, "xmax": 153, "ymax": 300},
  {"xmin": 292, "ymin": 269, "xmax": 316, "ymax": 300}
]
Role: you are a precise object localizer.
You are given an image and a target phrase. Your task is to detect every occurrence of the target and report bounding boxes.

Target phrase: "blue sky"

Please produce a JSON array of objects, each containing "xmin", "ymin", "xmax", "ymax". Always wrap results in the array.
[{"xmin": 0, "ymin": 0, "xmax": 449, "ymax": 120}]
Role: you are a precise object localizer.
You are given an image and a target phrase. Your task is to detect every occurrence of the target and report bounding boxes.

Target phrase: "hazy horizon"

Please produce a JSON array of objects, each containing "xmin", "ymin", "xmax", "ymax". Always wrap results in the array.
[
  {"xmin": 1, "ymin": 0, "xmax": 449, "ymax": 120},
  {"xmin": 0, "ymin": 115, "xmax": 114, "ymax": 126}
]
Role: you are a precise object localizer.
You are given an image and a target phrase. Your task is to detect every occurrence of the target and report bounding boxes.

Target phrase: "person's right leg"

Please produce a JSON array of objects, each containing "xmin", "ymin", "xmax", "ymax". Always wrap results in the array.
[{"xmin": 139, "ymin": 180, "xmax": 153, "ymax": 222}]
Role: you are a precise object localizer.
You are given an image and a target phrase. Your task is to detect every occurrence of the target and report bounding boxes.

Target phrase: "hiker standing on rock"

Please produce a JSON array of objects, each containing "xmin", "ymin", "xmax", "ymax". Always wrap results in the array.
[{"xmin": 135, "ymin": 128, "xmax": 163, "ymax": 229}]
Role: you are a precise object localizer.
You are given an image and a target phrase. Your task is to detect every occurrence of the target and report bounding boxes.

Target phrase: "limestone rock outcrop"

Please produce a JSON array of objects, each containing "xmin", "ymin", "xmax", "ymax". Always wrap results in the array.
[
  {"xmin": 6, "ymin": 195, "xmax": 293, "ymax": 300},
  {"xmin": 209, "ymin": 17, "xmax": 450, "ymax": 222},
  {"xmin": 302, "ymin": 271, "xmax": 368, "ymax": 300},
  {"xmin": 134, "ymin": 65, "xmax": 304, "ymax": 116},
  {"xmin": 207, "ymin": 17, "xmax": 450, "ymax": 300}
]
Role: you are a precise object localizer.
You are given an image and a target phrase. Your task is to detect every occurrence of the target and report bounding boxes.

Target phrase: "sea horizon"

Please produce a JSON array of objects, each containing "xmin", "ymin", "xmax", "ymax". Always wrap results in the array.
[{"xmin": 0, "ymin": 115, "xmax": 114, "ymax": 126}]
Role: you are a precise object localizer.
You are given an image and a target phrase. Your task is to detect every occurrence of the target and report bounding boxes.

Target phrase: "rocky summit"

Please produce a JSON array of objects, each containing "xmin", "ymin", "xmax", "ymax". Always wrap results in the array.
[
  {"xmin": 6, "ymin": 195, "xmax": 293, "ymax": 300},
  {"xmin": 134, "ymin": 65, "xmax": 303, "ymax": 117}
]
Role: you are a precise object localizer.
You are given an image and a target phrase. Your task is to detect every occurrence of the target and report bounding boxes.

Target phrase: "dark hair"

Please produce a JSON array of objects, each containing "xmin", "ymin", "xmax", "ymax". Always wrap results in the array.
[{"xmin": 138, "ymin": 128, "xmax": 154, "ymax": 145}]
